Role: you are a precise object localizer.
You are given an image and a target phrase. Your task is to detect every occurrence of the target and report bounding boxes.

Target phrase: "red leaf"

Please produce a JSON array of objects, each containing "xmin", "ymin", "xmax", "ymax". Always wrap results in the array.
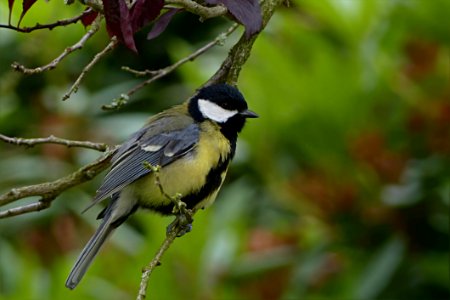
[
  {"xmin": 119, "ymin": 0, "xmax": 137, "ymax": 52},
  {"xmin": 206, "ymin": 0, "xmax": 262, "ymax": 37},
  {"xmin": 130, "ymin": 0, "xmax": 164, "ymax": 32},
  {"xmin": 103, "ymin": 0, "xmax": 124, "ymax": 38},
  {"xmin": 147, "ymin": 8, "xmax": 181, "ymax": 40},
  {"xmin": 103, "ymin": 0, "xmax": 137, "ymax": 52},
  {"xmin": 18, "ymin": 0, "xmax": 38, "ymax": 26},
  {"xmin": 81, "ymin": 9, "xmax": 99, "ymax": 27},
  {"xmin": 8, "ymin": 0, "xmax": 15, "ymax": 24},
  {"xmin": 103, "ymin": 0, "xmax": 163, "ymax": 51}
]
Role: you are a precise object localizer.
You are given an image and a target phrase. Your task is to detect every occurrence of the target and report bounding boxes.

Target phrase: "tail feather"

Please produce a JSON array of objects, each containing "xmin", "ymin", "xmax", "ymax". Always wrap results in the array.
[{"xmin": 65, "ymin": 218, "xmax": 115, "ymax": 289}]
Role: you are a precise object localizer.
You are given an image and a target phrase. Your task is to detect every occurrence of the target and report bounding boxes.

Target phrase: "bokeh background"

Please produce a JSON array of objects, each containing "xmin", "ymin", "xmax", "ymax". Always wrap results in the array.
[{"xmin": 1, "ymin": 1, "xmax": 449, "ymax": 299}]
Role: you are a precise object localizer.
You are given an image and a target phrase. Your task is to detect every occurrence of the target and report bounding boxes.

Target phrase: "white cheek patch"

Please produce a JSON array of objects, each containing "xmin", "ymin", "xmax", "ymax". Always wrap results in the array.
[{"xmin": 198, "ymin": 99, "xmax": 238, "ymax": 123}]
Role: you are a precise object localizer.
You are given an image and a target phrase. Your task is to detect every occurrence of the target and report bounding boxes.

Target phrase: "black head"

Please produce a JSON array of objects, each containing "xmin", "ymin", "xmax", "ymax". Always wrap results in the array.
[{"xmin": 188, "ymin": 84, "xmax": 258, "ymax": 137}]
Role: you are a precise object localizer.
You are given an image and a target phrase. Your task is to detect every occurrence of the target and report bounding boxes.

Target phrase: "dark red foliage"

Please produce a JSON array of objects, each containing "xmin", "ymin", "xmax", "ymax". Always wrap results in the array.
[
  {"xmin": 103, "ymin": 0, "xmax": 137, "ymax": 52},
  {"xmin": 81, "ymin": 9, "xmax": 99, "ymax": 27},
  {"xmin": 404, "ymin": 38, "xmax": 439, "ymax": 80},
  {"xmin": 407, "ymin": 100, "xmax": 450, "ymax": 155},
  {"xmin": 8, "ymin": 0, "xmax": 14, "ymax": 24},
  {"xmin": 130, "ymin": 0, "xmax": 164, "ymax": 32},
  {"xmin": 18, "ymin": 0, "xmax": 38, "ymax": 26},
  {"xmin": 290, "ymin": 170, "xmax": 358, "ymax": 217},
  {"xmin": 206, "ymin": 0, "xmax": 263, "ymax": 37},
  {"xmin": 120, "ymin": 0, "xmax": 137, "ymax": 52},
  {"xmin": 349, "ymin": 131, "xmax": 408, "ymax": 183},
  {"xmin": 102, "ymin": 0, "xmax": 163, "ymax": 52},
  {"xmin": 246, "ymin": 228, "xmax": 297, "ymax": 253},
  {"xmin": 103, "ymin": 0, "xmax": 122, "ymax": 38},
  {"xmin": 101, "ymin": 0, "xmax": 262, "ymax": 50},
  {"xmin": 147, "ymin": 8, "xmax": 181, "ymax": 40},
  {"xmin": 23, "ymin": 214, "xmax": 78, "ymax": 264}
]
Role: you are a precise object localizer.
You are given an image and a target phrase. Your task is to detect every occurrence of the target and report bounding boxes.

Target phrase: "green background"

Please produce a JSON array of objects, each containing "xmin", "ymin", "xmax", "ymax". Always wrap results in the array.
[{"xmin": 1, "ymin": 0, "xmax": 449, "ymax": 299}]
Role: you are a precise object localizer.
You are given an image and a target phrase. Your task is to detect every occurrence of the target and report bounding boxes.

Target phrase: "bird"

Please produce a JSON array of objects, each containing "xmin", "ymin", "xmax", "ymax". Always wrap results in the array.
[{"xmin": 65, "ymin": 83, "xmax": 258, "ymax": 289}]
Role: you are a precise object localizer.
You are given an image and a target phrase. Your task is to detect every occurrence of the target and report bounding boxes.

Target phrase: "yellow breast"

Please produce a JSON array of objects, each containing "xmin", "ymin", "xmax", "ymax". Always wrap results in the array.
[{"xmin": 129, "ymin": 121, "xmax": 231, "ymax": 210}]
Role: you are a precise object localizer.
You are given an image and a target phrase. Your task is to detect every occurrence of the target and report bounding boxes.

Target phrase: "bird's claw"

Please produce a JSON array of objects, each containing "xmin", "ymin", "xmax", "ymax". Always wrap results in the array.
[{"xmin": 166, "ymin": 209, "xmax": 193, "ymax": 237}]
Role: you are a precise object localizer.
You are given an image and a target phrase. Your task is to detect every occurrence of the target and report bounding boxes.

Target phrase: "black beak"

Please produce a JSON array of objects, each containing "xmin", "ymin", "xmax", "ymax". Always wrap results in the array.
[{"xmin": 240, "ymin": 109, "xmax": 259, "ymax": 118}]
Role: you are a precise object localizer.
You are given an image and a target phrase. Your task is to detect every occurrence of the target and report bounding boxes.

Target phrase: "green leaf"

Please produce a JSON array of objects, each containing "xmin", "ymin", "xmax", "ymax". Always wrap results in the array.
[{"xmin": 355, "ymin": 237, "xmax": 405, "ymax": 300}]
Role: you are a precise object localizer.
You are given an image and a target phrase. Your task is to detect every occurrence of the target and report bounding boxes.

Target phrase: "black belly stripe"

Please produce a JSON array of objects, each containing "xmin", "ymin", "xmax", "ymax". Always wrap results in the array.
[
  {"xmin": 181, "ymin": 156, "xmax": 230, "ymax": 209},
  {"xmin": 149, "ymin": 155, "xmax": 231, "ymax": 215}
]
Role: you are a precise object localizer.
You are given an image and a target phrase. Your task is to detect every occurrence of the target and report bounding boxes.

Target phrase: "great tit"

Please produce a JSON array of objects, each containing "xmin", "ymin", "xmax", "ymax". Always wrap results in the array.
[{"xmin": 66, "ymin": 83, "xmax": 258, "ymax": 289}]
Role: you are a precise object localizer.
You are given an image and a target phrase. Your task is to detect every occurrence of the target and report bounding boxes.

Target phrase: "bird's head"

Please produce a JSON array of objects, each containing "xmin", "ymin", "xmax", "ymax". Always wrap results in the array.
[{"xmin": 189, "ymin": 84, "xmax": 258, "ymax": 134}]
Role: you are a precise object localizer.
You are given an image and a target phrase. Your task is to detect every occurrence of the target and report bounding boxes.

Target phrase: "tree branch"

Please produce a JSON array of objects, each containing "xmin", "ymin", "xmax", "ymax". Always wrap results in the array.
[
  {"xmin": 0, "ymin": 9, "xmax": 94, "ymax": 33},
  {"xmin": 165, "ymin": 0, "xmax": 227, "ymax": 21},
  {"xmin": 207, "ymin": 0, "xmax": 283, "ymax": 86},
  {"xmin": 136, "ymin": 225, "xmax": 180, "ymax": 300},
  {"xmin": 0, "ymin": 134, "xmax": 108, "ymax": 151},
  {"xmin": 137, "ymin": 163, "xmax": 193, "ymax": 300},
  {"xmin": 0, "ymin": 200, "xmax": 52, "ymax": 219},
  {"xmin": 63, "ymin": 36, "xmax": 118, "ymax": 101},
  {"xmin": 0, "ymin": 147, "xmax": 116, "ymax": 217},
  {"xmin": 78, "ymin": 0, "xmax": 104, "ymax": 13},
  {"xmin": 119, "ymin": 23, "xmax": 238, "ymax": 102},
  {"xmin": 11, "ymin": 15, "xmax": 103, "ymax": 75}
]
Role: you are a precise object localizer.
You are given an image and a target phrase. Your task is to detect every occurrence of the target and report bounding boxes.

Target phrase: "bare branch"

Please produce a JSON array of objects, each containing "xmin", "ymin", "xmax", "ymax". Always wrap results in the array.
[
  {"xmin": 79, "ymin": 0, "xmax": 104, "ymax": 13},
  {"xmin": 0, "ymin": 200, "xmax": 52, "ymax": 219},
  {"xmin": 0, "ymin": 148, "xmax": 116, "ymax": 214},
  {"xmin": 165, "ymin": 0, "xmax": 227, "ymax": 21},
  {"xmin": 0, "ymin": 9, "xmax": 94, "ymax": 33},
  {"xmin": 137, "ymin": 228, "xmax": 178, "ymax": 300},
  {"xmin": 63, "ymin": 37, "xmax": 119, "ymax": 101},
  {"xmin": 0, "ymin": 134, "xmax": 108, "ymax": 151},
  {"xmin": 142, "ymin": 163, "xmax": 179, "ymax": 202},
  {"xmin": 75, "ymin": 0, "xmax": 226, "ymax": 18},
  {"xmin": 120, "ymin": 23, "xmax": 238, "ymax": 100},
  {"xmin": 137, "ymin": 163, "xmax": 193, "ymax": 300},
  {"xmin": 11, "ymin": 15, "xmax": 103, "ymax": 75},
  {"xmin": 207, "ymin": 0, "xmax": 283, "ymax": 86}
]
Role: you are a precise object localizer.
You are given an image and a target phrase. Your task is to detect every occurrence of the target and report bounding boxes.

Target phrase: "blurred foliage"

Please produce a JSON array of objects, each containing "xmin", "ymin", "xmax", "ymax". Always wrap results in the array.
[{"xmin": 1, "ymin": 0, "xmax": 449, "ymax": 299}]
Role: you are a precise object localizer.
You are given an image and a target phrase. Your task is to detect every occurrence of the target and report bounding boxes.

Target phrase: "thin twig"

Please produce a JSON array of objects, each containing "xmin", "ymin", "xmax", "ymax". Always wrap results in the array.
[
  {"xmin": 0, "ymin": 134, "xmax": 108, "ymax": 151},
  {"xmin": 136, "ymin": 228, "xmax": 179, "ymax": 300},
  {"xmin": 122, "ymin": 23, "xmax": 239, "ymax": 99},
  {"xmin": 79, "ymin": 0, "xmax": 104, "ymax": 13},
  {"xmin": 0, "ymin": 9, "xmax": 94, "ymax": 33},
  {"xmin": 137, "ymin": 162, "xmax": 193, "ymax": 300},
  {"xmin": 0, "ymin": 147, "xmax": 116, "ymax": 212},
  {"xmin": 142, "ymin": 162, "xmax": 190, "ymax": 217},
  {"xmin": 165, "ymin": 0, "xmax": 227, "ymax": 21},
  {"xmin": 121, "ymin": 67, "xmax": 160, "ymax": 77},
  {"xmin": 63, "ymin": 36, "xmax": 119, "ymax": 101},
  {"xmin": 0, "ymin": 200, "xmax": 52, "ymax": 219},
  {"xmin": 142, "ymin": 163, "xmax": 180, "ymax": 201},
  {"xmin": 11, "ymin": 15, "xmax": 102, "ymax": 75}
]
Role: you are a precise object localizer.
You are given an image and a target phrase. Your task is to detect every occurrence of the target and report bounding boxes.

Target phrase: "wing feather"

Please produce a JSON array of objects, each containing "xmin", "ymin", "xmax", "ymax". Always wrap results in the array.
[{"xmin": 84, "ymin": 114, "xmax": 199, "ymax": 211}]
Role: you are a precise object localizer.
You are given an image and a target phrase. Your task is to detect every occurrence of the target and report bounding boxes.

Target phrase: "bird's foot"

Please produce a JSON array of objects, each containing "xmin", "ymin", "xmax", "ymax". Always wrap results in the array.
[
  {"xmin": 166, "ymin": 218, "xmax": 192, "ymax": 237},
  {"xmin": 166, "ymin": 202, "xmax": 193, "ymax": 237}
]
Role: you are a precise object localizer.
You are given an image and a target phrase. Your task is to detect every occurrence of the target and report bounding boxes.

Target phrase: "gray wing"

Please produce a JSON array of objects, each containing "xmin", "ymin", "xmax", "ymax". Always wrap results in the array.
[{"xmin": 87, "ymin": 122, "xmax": 199, "ymax": 209}]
